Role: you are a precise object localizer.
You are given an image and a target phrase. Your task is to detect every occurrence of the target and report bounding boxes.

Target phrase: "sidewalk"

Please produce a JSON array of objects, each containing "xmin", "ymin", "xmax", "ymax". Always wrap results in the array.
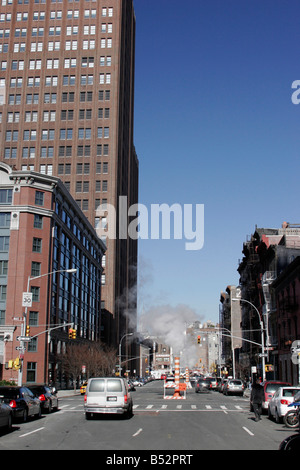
[{"xmin": 57, "ymin": 389, "xmax": 81, "ymax": 398}]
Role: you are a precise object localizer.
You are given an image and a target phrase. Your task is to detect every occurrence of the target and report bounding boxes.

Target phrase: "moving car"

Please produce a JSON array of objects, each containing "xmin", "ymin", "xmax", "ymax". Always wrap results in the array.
[
  {"xmin": 84, "ymin": 377, "xmax": 133, "ymax": 419},
  {"xmin": 0, "ymin": 397, "xmax": 12, "ymax": 432},
  {"xmin": 80, "ymin": 382, "xmax": 88, "ymax": 395},
  {"xmin": 195, "ymin": 378, "xmax": 212, "ymax": 393},
  {"xmin": 268, "ymin": 386, "xmax": 300, "ymax": 423},
  {"xmin": 223, "ymin": 379, "xmax": 244, "ymax": 396},
  {"xmin": 261, "ymin": 380, "xmax": 291, "ymax": 411},
  {"xmin": 27, "ymin": 384, "xmax": 59, "ymax": 414},
  {"xmin": 0, "ymin": 386, "xmax": 41, "ymax": 422}
]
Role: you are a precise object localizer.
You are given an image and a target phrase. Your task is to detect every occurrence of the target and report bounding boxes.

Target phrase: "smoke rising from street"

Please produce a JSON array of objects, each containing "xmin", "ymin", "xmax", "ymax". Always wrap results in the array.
[{"xmin": 138, "ymin": 303, "xmax": 204, "ymax": 369}]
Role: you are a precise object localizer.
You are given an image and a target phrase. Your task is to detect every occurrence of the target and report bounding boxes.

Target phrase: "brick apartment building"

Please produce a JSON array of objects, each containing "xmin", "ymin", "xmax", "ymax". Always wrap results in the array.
[
  {"xmin": 0, "ymin": 162, "xmax": 105, "ymax": 385},
  {"xmin": 0, "ymin": 0, "xmax": 138, "ymax": 353}
]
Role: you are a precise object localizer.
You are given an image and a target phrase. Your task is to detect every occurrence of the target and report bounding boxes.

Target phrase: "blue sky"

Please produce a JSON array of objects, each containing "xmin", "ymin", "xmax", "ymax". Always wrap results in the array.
[{"xmin": 133, "ymin": 0, "xmax": 300, "ymax": 324}]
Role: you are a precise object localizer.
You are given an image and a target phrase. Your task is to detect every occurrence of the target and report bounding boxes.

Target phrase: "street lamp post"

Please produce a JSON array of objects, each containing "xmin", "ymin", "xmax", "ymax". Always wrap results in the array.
[
  {"xmin": 18, "ymin": 268, "xmax": 77, "ymax": 385},
  {"xmin": 118, "ymin": 333, "xmax": 133, "ymax": 376},
  {"xmin": 232, "ymin": 298, "xmax": 266, "ymax": 381}
]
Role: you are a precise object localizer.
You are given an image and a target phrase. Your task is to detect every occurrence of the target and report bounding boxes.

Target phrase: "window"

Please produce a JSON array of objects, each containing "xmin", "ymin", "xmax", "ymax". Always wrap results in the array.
[
  {"xmin": 0, "ymin": 260, "xmax": 8, "ymax": 275},
  {"xmin": 0, "ymin": 236, "xmax": 9, "ymax": 251},
  {"xmin": 31, "ymin": 286, "xmax": 40, "ymax": 302},
  {"xmin": 33, "ymin": 214, "xmax": 43, "ymax": 229},
  {"xmin": 31, "ymin": 261, "xmax": 41, "ymax": 277},
  {"xmin": 0, "ymin": 189, "xmax": 12, "ymax": 204},
  {"xmin": 26, "ymin": 362, "xmax": 36, "ymax": 383},
  {"xmin": 35, "ymin": 191, "xmax": 44, "ymax": 206},
  {"xmin": 32, "ymin": 238, "xmax": 42, "ymax": 253}
]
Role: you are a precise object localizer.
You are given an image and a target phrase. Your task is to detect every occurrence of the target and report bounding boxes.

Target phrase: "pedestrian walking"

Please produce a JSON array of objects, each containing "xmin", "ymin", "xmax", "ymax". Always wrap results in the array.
[{"xmin": 250, "ymin": 378, "xmax": 264, "ymax": 421}]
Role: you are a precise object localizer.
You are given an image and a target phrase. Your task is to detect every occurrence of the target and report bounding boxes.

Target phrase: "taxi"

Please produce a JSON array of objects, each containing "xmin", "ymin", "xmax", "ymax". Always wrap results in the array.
[{"xmin": 80, "ymin": 382, "xmax": 88, "ymax": 395}]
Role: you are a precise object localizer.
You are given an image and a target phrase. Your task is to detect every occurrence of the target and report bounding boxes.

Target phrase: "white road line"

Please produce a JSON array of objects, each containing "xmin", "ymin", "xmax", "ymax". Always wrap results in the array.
[
  {"xmin": 146, "ymin": 404, "xmax": 153, "ymax": 409},
  {"xmin": 132, "ymin": 428, "xmax": 143, "ymax": 437},
  {"xmin": 206, "ymin": 405, "xmax": 212, "ymax": 409},
  {"xmin": 243, "ymin": 426, "xmax": 254, "ymax": 436},
  {"xmin": 19, "ymin": 427, "xmax": 45, "ymax": 438},
  {"xmin": 235, "ymin": 405, "xmax": 243, "ymax": 410},
  {"xmin": 133, "ymin": 404, "xmax": 139, "ymax": 409},
  {"xmin": 161, "ymin": 405, "xmax": 168, "ymax": 409},
  {"xmin": 191, "ymin": 405, "xmax": 197, "ymax": 409},
  {"xmin": 176, "ymin": 404, "xmax": 182, "ymax": 409}
]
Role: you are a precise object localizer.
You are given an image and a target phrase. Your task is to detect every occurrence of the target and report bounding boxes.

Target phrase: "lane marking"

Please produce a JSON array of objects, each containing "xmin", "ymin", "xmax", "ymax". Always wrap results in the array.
[
  {"xmin": 19, "ymin": 427, "xmax": 45, "ymax": 438},
  {"xmin": 132, "ymin": 428, "xmax": 143, "ymax": 437},
  {"xmin": 243, "ymin": 426, "xmax": 254, "ymax": 436}
]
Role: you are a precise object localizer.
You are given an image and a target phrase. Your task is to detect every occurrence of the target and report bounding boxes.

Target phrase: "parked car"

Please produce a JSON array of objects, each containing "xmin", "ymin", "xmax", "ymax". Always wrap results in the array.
[
  {"xmin": 84, "ymin": 377, "xmax": 133, "ymax": 419},
  {"xmin": 0, "ymin": 386, "xmax": 41, "ymax": 422},
  {"xmin": 268, "ymin": 386, "xmax": 300, "ymax": 423},
  {"xmin": 27, "ymin": 384, "xmax": 59, "ymax": 414},
  {"xmin": 195, "ymin": 378, "xmax": 212, "ymax": 393},
  {"xmin": 223, "ymin": 379, "xmax": 244, "ymax": 396},
  {"xmin": 0, "ymin": 397, "xmax": 12, "ymax": 432},
  {"xmin": 205, "ymin": 377, "xmax": 217, "ymax": 390},
  {"xmin": 261, "ymin": 381, "xmax": 291, "ymax": 411},
  {"xmin": 127, "ymin": 379, "xmax": 136, "ymax": 391},
  {"xmin": 219, "ymin": 379, "xmax": 228, "ymax": 393}
]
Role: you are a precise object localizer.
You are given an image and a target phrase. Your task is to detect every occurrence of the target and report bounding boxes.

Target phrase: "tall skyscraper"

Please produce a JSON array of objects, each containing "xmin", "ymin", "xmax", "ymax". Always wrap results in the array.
[{"xmin": 0, "ymin": 0, "xmax": 138, "ymax": 348}]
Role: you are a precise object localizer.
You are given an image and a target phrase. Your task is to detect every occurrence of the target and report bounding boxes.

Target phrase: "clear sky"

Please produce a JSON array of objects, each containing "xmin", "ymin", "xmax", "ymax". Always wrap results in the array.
[{"xmin": 132, "ymin": 0, "xmax": 300, "ymax": 326}]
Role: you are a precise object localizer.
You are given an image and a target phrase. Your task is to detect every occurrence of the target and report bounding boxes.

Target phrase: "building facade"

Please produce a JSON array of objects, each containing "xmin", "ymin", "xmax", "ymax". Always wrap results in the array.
[
  {"xmin": 0, "ymin": 0, "xmax": 138, "ymax": 350},
  {"xmin": 219, "ymin": 286, "xmax": 242, "ymax": 378},
  {"xmin": 272, "ymin": 256, "xmax": 300, "ymax": 385},
  {"xmin": 237, "ymin": 223, "xmax": 300, "ymax": 381},
  {"xmin": 0, "ymin": 162, "xmax": 105, "ymax": 385}
]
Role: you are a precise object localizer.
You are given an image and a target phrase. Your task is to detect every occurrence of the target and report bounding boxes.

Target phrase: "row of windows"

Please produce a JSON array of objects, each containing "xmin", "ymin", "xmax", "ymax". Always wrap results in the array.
[
  {"xmin": 4, "ymin": 143, "xmax": 109, "ymax": 159},
  {"xmin": 7, "ymin": 89, "xmax": 110, "ymax": 104},
  {"xmin": 0, "ymin": 24, "xmax": 113, "ymax": 38},
  {"xmin": 0, "ymin": 7, "xmax": 113, "ymax": 22},
  {"xmin": 3, "ymin": 57, "xmax": 112, "ymax": 72},
  {"xmin": 6, "ymin": 126, "xmax": 110, "ymax": 142},
  {"xmin": 5, "ymin": 107, "xmax": 110, "ymax": 123}
]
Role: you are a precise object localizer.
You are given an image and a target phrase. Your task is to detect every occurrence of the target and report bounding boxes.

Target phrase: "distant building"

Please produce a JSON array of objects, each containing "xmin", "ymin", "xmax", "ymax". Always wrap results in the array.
[
  {"xmin": 186, "ymin": 321, "xmax": 220, "ymax": 375},
  {"xmin": 219, "ymin": 286, "xmax": 242, "ymax": 378},
  {"xmin": 0, "ymin": 163, "xmax": 105, "ymax": 385}
]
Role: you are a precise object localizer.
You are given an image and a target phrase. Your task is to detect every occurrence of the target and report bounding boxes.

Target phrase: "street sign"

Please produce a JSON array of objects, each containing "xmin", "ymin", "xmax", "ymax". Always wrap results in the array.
[
  {"xmin": 16, "ymin": 336, "xmax": 31, "ymax": 342},
  {"xmin": 22, "ymin": 292, "xmax": 32, "ymax": 308}
]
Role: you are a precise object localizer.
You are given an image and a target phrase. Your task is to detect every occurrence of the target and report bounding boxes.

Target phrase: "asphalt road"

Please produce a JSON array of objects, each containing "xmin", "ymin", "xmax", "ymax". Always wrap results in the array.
[{"xmin": 0, "ymin": 380, "xmax": 295, "ymax": 452}]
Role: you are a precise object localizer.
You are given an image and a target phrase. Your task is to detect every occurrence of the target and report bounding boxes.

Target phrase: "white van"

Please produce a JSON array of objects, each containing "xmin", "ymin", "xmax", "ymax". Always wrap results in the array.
[{"xmin": 84, "ymin": 377, "xmax": 133, "ymax": 419}]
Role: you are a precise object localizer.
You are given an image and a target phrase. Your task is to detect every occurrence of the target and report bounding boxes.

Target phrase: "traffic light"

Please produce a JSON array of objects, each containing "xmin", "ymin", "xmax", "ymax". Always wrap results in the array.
[
  {"xmin": 25, "ymin": 325, "xmax": 30, "ymax": 337},
  {"xmin": 197, "ymin": 335, "xmax": 201, "ymax": 344},
  {"xmin": 13, "ymin": 357, "xmax": 21, "ymax": 370},
  {"xmin": 69, "ymin": 328, "xmax": 76, "ymax": 339}
]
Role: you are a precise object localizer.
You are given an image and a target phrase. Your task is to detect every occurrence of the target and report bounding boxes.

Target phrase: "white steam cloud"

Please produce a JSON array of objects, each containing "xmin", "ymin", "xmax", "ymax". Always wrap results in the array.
[{"xmin": 138, "ymin": 303, "xmax": 204, "ymax": 369}]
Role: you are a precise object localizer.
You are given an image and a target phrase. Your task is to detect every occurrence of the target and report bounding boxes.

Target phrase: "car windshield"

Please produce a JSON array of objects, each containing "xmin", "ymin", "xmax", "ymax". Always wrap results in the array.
[{"xmin": 230, "ymin": 380, "xmax": 242, "ymax": 385}]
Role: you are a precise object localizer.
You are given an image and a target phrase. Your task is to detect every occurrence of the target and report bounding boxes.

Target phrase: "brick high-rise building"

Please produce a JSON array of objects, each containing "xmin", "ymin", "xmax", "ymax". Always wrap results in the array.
[{"xmin": 0, "ymin": 0, "xmax": 138, "ymax": 349}]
